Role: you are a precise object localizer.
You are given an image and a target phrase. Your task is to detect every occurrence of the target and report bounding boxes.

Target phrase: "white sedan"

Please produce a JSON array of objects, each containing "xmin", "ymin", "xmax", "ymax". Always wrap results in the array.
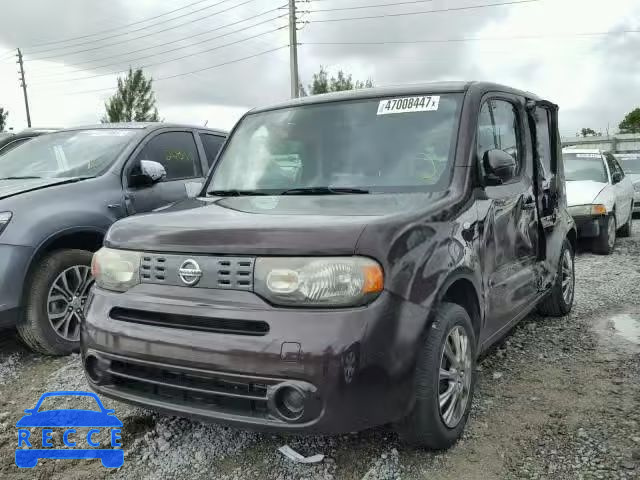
[{"xmin": 563, "ymin": 148, "xmax": 634, "ymax": 254}]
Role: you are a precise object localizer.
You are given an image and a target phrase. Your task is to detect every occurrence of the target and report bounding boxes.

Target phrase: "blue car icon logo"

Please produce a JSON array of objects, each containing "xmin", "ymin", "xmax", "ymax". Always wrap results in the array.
[{"xmin": 15, "ymin": 390, "xmax": 123, "ymax": 468}]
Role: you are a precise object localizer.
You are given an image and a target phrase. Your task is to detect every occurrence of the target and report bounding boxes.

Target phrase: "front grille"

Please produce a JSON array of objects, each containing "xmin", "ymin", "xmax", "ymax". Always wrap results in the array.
[
  {"xmin": 105, "ymin": 356, "xmax": 271, "ymax": 419},
  {"xmin": 110, "ymin": 307, "xmax": 269, "ymax": 336},
  {"xmin": 140, "ymin": 254, "xmax": 254, "ymax": 291}
]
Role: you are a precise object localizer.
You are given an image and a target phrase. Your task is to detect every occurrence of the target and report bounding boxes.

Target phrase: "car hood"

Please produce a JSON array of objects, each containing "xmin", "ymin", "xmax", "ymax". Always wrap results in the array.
[
  {"xmin": 627, "ymin": 173, "xmax": 640, "ymax": 184},
  {"xmin": 106, "ymin": 192, "xmax": 448, "ymax": 255},
  {"xmin": 0, "ymin": 177, "xmax": 87, "ymax": 200},
  {"xmin": 15, "ymin": 410, "xmax": 123, "ymax": 427},
  {"xmin": 565, "ymin": 180, "xmax": 608, "ymax": 206}
]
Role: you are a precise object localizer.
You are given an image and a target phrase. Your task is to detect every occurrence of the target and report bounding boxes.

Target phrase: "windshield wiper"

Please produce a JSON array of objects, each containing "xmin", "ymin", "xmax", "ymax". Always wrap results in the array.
[
  {"xmin": 0, "ymin": 176, "xmax": 42, "ymax": 180},
  {"xmin": 281, "ymin": 186, "xmax": 370, "ymax": 195},
  {"xmin": 207, "ymin": 189, "xmax": 269, "ymax": 197}
]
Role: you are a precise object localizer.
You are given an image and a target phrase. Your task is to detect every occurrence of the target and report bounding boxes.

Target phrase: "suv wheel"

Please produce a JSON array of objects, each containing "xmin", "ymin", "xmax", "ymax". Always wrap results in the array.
[
  {"xmin": 396, "ymin": 302, "xmax": 476, "ymax": 449},
  {"xmin": 17, "ymin": 249, "xmax": 94, "ymax": 356},
  {"xmin": 593, "ymin": 214, "xmax": 616, "ymax": 255},
  {"xmin": 538, "ymin": 239, "xmax": 574, "ymax": 316},
  {"xmin": 618, "ymin": 204, "xmax": 633, "ymax": 238}
]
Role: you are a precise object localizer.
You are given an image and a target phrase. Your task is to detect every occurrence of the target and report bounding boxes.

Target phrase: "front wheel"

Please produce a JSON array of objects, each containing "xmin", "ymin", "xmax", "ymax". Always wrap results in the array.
[
  {"xmin": 593, "ymin": 214, "xmax": 616, "ymax": 254},
  {"xmin": 17, "ymin": 249, "xmax": 94, "ymax": 356},
  {"xmin": 538, "ymin": 239, "xmax": 574, "ymax": 316},
  {"xmin": 396, "ymin": 302, "xmax": 476, "ymax": 449}
]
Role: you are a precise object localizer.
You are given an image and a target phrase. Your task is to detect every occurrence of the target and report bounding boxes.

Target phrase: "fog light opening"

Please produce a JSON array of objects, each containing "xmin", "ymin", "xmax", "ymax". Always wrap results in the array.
[
  {"xmin": 274, "ymin": 385, "xmax": 306, "ymax": 421},
  {"xmin": 85, "ymin": 354, "xmax": 108, "ymax": 384}
]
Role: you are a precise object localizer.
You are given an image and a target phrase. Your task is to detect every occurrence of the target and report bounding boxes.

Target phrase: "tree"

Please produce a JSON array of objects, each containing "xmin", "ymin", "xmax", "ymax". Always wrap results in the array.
[
  {"xmin": 618, "ymin": 108, "xmax": 640, "ymax": 134},
  {"xmin": 102, "ymin": 68, "xmax": 160, "ymax": 123},
  {"xmin": 0, "ymin": 108, "xmax": 8, "ymax": 132},
  {"xmin": 301, "ymin": 66, "xmax": 373, "ymax": 96},
  {"xmin": 580, "ymin": 127, "xmax": 597, "ymax": 137}
]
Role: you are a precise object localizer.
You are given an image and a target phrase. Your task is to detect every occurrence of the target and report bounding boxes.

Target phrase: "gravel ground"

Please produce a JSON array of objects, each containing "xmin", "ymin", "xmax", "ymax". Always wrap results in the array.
[{"xmin": 0, "ymin": 232, "xmax": 638, "ymax": 480}]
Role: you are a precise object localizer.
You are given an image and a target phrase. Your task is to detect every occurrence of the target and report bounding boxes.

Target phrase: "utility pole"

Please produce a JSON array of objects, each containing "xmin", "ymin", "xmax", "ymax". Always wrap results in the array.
[
  {"xmin": 16, "ymin": 49, "xmax": 32, "ymax": 128},
  {"xmin": 288, "ymin": 0, "xmax": 300, "ymax": 98}
]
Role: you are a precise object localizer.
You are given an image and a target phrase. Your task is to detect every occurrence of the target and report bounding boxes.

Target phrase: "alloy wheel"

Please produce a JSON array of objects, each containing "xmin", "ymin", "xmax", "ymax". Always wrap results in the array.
[
  {"xmin": 47, "ymin": 265, "xmax": 93, "ymax": 341},
  {"xmin": 438, "ymin": 326, "xmax": 472, "ymax": 428},
  {"xmin": 561, "ymin": 247, "xmax": 574, "ymax": 305}
]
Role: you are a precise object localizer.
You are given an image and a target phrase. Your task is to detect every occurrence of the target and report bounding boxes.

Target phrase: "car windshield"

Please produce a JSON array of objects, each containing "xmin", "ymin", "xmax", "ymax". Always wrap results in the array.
[
  {"xmin": 0, "ymin": 129, "xmax": 136, "ymax": 179},
  {"xmin": 207, "ymin": 94, "xmax": 462, "ymax": 195},
  {"xmin": 563, "ymin": 152, "xmax": 608, "ymax": 182},
  {"xmin": 618, "ymin": 158, "xmax": 640, "ymax": 174},
  {"xmin": 36, "ymin": 395, "xmax": 102, "ymax": 412}
]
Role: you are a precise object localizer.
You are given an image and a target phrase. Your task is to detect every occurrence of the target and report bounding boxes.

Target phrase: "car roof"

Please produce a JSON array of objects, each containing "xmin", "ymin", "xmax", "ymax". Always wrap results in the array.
[
  {"xmin": 60, "ymin": 122, "xmax": 228, "ymax": 136},
  {"xmin": 250, "ymin": 81, "xmax": 543, "ymax": 114}
]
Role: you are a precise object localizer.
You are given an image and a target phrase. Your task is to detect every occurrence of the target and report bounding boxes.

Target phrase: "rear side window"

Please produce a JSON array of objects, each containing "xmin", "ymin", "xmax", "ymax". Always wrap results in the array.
[
  {"xmin": 534, "ymin": 107, "xmax": 553, "ymax": 179},
  {"xmin": 604, "ymin": 153, "xmax": 620, "ymax": 180},
  {"xmin": 477, "ymin": 99, "xmax": 521, "ymax": 175},
  {"xmin": 199, "ymin": 134, "xmax": 226, "ymax": 167},
  {"xmin": 136, "ymin": 131, "xmax": 201, "ymax": 181}
]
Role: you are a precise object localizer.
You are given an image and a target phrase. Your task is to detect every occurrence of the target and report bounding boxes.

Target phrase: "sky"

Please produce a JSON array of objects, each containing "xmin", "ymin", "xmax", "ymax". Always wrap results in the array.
[{"xmin": 0, "ymin": 0, "xmax": 639, "ymax": 136}]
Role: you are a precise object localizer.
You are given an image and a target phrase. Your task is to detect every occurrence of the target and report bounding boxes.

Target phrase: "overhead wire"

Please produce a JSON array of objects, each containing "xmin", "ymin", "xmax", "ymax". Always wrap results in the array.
[
  {"xmin": 29, "ymin": 11, "xmax": 287, "ymax": 80},
  {"xmin": 31, "ymin": 45, "xmax": 289, "ymax": 96},
  {"xmin": 24, "ymin": 0, "xmax": 239, "ymax": 54},
  {"xmin": 300, "ymin": 28, "xmax": 640, "ymax": 46},
  {"xmin": 305, "ymin": 0, "xmax": 540, "ymax": 23},
  {"xmin": 29, "ymin": 25, "xmax": 287, "ymax": 86},
  {"xmin": 25, "ymin": 0, "xmax": 263, "ymax": 60}
]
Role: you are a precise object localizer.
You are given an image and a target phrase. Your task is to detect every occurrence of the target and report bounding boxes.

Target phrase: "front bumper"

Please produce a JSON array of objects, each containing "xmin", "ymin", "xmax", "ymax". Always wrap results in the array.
[
  {"xmin": 569, "ymin": 214, "xmax": 607, "ymax": 238},
  {"xmin": 0, "ymin": 244, "xmax": 33, "ymax": 328},
  {"xmin": 81, "ymin": 284, "xmax": 429, "ymax": 434}
]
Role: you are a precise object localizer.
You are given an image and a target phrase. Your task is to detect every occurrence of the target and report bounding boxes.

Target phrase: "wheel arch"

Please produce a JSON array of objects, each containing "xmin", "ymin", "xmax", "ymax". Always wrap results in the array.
[
  {"xmin": 434, "ymin": 269, "xmax": 483, "ymax": 345},
  {"xmin": 22, "ymin": 227, "xmax": 106, "ymax": 302}
]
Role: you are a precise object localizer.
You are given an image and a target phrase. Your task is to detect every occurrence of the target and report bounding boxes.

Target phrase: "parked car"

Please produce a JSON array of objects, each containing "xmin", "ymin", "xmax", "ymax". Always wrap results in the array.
[
  {"xmin": 614, "ymin": 153, "xmax": 640, "ymax": 215},
  {"xmin": 563, "ymin": 148, "xmax": 634, "ymax": 254},
  {"xmin": 0, "ymin": 123, "xmax": 227, "ymax": 355},
  {"xmin": 0, "ymin": 128, "xmax": 59, "ymax": 155},
  {"xmin": 83, "ymin": 82, "xmax": 576, "ymax": 449}
]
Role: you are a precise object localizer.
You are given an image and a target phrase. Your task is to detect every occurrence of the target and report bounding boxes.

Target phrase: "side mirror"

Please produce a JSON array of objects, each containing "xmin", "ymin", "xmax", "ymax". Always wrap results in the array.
[
  {"xmin": 130, "ymin": 160, "xmax": 166, "ymax": 187},
  {"xmin": 612, "ymin": 171, "xmax": 622, "ymax": 184},
  {"xmin": 483, "ymin": 149, "xmax": 517, "ymax": 185},
  {"xmin": 185, "ymin": 181, "xmax": 203, "ymax": 198}
]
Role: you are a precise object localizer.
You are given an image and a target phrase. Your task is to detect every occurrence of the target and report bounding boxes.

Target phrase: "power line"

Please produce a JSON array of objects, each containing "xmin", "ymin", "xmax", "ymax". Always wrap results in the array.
[
  {"xmin": 30, "ymin": 26, "xmax": 287, "ymax": 86},
  {"xmin": 24, "ymin": 0, "xmax": 236, "ymax": 53},
  {"xmin": 32, "ymin": 45, "xmax": 288, "ymax": 96},
  {"xmin": 308, "ymin": 0, "xmax": 435, "ymax": 12},
  {"xmin": 306, "ymin": 0, "xmax": 540, "ymax": 23},
  {"xmin": 301, "ymin": 28, "xmax": 640, "ymax": 46},
  {"xmin": 29, "ymin": 12, "xmax": 287, "ymax": 80},
  {"xmin": 25, "ymin": 0, "xmax": 263, "ymax": 60}
]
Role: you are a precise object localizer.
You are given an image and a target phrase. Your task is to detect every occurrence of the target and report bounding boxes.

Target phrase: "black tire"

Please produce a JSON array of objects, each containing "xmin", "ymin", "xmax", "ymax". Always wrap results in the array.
[
  {"xmin": 537, "ymin": 239, "xmax": 574, "ymax": 317},
  {"xmin": 396, "ymin": 302, "xmax": 477, "ymax": 449},
  {"xmin": 17, "ymin": 249, "xmax": 94, "ymax": 356},
  {"xmin": 618, "ymin": 205, "xmax": 633, "ymax": 238},
  {"xmin": 592, "ymin": 214, "xmax": 616, "ymax": 255}
]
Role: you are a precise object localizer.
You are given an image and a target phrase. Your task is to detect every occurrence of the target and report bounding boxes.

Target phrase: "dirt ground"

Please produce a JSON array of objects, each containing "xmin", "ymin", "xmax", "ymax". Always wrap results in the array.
[{"xmin": 0, "ymin": 232, "xmax": 638, "ymax": 480}]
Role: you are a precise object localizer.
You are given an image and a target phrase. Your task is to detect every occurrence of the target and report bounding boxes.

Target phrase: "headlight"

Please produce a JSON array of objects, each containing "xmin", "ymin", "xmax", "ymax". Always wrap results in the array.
[
  {"xmin": 567, "ymin": 204, "xmax": 606, "ymax": 216},
  {"xmin": 91, "ymin": 248, "xmax": 141, "ymax": 292},
  {"xmin": 0, "ymin": 212, "xmax": 12, "ymax": 235},
  {"xmin": 255, "ymin": 257, "xmax": 383, "ymax": 307},
  {"xmin": 634, "ymin": 183, "xmax": 640, "ymax": 192}
]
